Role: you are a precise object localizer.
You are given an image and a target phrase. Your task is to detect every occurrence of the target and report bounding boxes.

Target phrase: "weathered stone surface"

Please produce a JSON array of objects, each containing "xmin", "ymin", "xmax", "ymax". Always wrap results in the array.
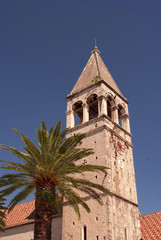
[{"xmin": 63, "ymin": 47, "xmax": 141, "ymax": 240}]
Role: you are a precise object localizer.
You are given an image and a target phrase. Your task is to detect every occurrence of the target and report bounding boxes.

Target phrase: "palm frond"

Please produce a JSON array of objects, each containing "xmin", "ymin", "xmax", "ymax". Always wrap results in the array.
[
  {"xmin": 0, "ymin": 146, "xmax": 35, "ymax": 165},
  {"xmin": 12, "ymin": 129, "xmax": 41, "ymax": 164},
  {"xmin": 0, "ymin": 121, "xmax": 111, "ymax": 222},
  {"xmin": 0, "ymin": 197, "xmax": 7, "ymax": 232},
  {"xmin": 63, "ymin": 176, "xmax": 112, "ymax": 196},
  {"xmin": 59, "ymin": 185, "xmax": 90, "ymax": 219}
]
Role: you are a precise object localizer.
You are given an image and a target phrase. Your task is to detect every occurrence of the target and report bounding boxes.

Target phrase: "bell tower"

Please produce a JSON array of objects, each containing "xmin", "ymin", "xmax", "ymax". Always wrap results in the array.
[{"xmin": 62, "ymin": 46, "xmax": 141, "ymax": 240}]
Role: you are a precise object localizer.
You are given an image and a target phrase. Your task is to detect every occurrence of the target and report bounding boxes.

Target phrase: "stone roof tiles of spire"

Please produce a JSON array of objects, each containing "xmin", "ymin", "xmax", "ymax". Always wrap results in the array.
[{"xmin": 71, "ymin": 46, "xmax": 123, "ymax": 97}]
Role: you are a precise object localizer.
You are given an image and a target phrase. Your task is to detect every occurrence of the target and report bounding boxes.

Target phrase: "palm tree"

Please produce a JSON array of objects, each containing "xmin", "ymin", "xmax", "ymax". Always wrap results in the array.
[
  {"xmin": 0, "ymin": 196, "xmax": 7, "ymax": 232},
  {"xmin": 0, "ymin": 121, "xmax": 111, "ymax": 240}
]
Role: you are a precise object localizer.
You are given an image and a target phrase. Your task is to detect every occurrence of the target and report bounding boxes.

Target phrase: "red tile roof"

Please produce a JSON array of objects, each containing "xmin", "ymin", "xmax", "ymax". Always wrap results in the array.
[
  {"xmin": 140, "ymin": 211, "xmax": 161, "ymax": 240},
  {"xmin": 4, "ymin": 200, "xmax": 161, "ymax": 239},
  {"xmin": 5, "ymin": 200, "xmax": 35, "ymax": 228},
  {"xmin": 5, "ymin": 199, "xmax": 59, "ymax": 229}
]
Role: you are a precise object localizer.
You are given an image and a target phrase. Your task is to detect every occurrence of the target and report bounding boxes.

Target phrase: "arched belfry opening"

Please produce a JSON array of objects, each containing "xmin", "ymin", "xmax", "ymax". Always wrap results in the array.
[
  {"xmin": 106, "ymin": 96, "xmax": 113, "ymax": 119},
  {"xmin": 118, "ymin": 104, "xmax": 125, "ymax": 127},
  {"xmin": 106, "ymin": 96, "xmax": 115, "ymax": 120},
  {"xmin": 107, "ymin": 99, "xmax": 111, "ymax": 118},
  {"xmin": 87, "ymin": 94, "xmax": 98, "ymax": 120},
  {"xmin": 72, "ymin": 101, "xmax": 83, "ymax": 125}
]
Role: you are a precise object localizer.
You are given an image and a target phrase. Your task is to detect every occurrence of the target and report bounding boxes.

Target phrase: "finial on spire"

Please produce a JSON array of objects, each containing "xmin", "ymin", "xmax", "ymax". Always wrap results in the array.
[
  {"xmin": 94, "ymin": 39, "xmax": 97, "ymax": 49},
  {"xmin": 91, "ymin": 39, "xmax": 100, "ymax": 54}
]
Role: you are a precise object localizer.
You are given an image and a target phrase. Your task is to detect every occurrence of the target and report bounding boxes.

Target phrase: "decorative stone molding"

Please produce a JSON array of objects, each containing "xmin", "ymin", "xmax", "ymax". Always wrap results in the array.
[
  {"xmin": 66, "ymin": 110, "xmax": 73, "ymax": 115},
  {"xmin": 82, "ymin": 103, "xmax": 88, "ymax": 108},
  {"xmin": 111, "ymin": 105, "xmax": 119, "ymax": 111},
  {"xmin": 120, "ymin": 113, "xmax": 130, "ymax": 119}
]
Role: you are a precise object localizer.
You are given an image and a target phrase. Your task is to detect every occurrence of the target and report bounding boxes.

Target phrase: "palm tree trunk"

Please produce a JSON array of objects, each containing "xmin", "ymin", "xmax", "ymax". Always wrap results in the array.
[{"xmin": 34, "ymin": 192, "xmax": 54, "ymax": 240}]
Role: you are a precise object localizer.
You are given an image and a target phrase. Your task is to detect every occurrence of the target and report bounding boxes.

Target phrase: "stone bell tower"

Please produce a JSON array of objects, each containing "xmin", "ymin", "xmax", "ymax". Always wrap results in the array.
[{"xmin": 62, "ymin": 46, "xmax": 141, "ymax": 240}]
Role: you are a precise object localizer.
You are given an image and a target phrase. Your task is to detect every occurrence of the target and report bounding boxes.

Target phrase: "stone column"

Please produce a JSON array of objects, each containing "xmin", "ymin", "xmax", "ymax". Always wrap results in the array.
[
  {"xmin": 83, "ymin": 103, "xmax": 89, "ymax": 123},
  {"xmin": 111, "ymin": 105, "xmax": 119, "ymax": 124},
  {"xmin": 66, "ymin": 110, "xmax": 75, "ymax": 128},
  {"xmin": 121, "ymin": 114, "xmax": 131, "ymax": 133},
  {"xmin": 100, "ymin": 96, "xmax": 107, "ymax": 116}
]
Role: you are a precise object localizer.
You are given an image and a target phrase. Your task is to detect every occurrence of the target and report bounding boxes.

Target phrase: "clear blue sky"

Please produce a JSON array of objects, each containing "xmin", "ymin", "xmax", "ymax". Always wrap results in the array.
[{"xmin": 0, "ymin": 0, "xmax": 161, "ymax": 215}]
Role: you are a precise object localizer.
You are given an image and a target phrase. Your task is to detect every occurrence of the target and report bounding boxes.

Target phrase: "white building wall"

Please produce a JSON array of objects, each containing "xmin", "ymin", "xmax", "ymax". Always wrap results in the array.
[{"xmin": 1, "ymin": 217, "xmax": 62, "ymax": 240}]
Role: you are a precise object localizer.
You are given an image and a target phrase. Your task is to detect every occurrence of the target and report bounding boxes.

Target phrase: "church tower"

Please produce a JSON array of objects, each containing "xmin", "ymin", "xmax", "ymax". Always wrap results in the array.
[{"xmin": 62, "ymin": 46, "xmax": 141, "ymax": 240}]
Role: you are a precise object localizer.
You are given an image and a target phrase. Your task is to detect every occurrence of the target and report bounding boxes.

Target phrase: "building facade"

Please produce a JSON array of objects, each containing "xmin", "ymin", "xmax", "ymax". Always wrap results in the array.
[
  {"xmin": 1, "ymin": 46, "xmax": 141, "ymax": 240},
  {"xmin": 62, "ymin": 46, "xmax": 141, "ymax": 240}
]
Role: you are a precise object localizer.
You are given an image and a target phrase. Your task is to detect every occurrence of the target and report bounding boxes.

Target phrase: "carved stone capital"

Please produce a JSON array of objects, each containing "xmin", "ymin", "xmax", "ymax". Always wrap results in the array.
[
  {"xmin": 111, "ymin": 105, "xmax": 119, "ymax": 111},
  {"xmin": 82, "ymin": 103, "xmax": 87, "ymax": 108},
  {"xmin": 98, "ymin": 95, "xmax": 107, "ymax": 101},
  {"xmin": 120, "ymin": 113, "xmax": 130, "ymax": 119},
  {"xmin": 66, "ymin": 110, "xmax": 74, "ymax": 115}
]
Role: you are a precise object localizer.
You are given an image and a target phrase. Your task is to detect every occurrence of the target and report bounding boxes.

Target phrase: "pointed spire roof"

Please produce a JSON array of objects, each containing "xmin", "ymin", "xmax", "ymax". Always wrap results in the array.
[{"xmin": 71, "ymin": 46, "xmax": 123, "ymax": 97}]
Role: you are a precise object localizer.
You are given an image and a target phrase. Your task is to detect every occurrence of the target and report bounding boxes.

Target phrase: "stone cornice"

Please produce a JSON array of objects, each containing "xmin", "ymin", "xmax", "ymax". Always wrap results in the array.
[
  {"xmin": 67, "ymin": 80, "xmax": 128, "ymax": 104},
  {"xmin": 66, "ymin": 115, "xmax": 133, "ymax": 147},
  {"xmin": 113, "ymin": 121, "xmax": 132, "ymax": 137},
  {"xmin": 63, "ymin": 192, "xmax": 138, "ymax": 208},
  {"xmin": 101, "ymin": 192, "xmax": 139, "ymax": 207}
]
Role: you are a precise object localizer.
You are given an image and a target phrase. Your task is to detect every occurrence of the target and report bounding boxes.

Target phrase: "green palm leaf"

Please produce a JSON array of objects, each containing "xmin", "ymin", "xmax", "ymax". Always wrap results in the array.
[
  {"xmin": 0, "ymin": 121, "xmax": 111, "ymax": 239},
  {"xmin": 0, "ymin": 197, "xmax": 7, "ymax": 232}
]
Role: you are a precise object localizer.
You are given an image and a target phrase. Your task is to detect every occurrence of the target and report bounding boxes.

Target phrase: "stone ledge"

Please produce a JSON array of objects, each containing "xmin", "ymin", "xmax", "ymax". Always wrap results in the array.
[{"xmin": 66, "ymin": 115, "xmax": 133, "ymax": 148}]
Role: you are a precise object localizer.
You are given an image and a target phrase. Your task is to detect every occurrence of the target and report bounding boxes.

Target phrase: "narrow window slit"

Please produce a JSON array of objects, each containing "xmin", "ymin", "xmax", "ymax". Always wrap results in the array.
[
  {"xmin": 125, "ymin": 228, "xmax": 128, "ymax": 240},
  {"xmin": 82, "ymin": 225, "xmax": 87, "ymax": 240}
]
